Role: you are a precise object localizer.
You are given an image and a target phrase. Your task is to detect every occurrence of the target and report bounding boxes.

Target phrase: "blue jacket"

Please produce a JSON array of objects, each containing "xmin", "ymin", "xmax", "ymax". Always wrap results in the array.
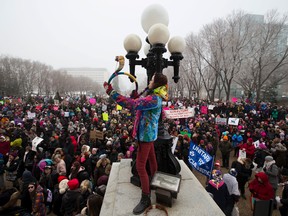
[{"xmin": 110, "ymin": 91, "xmax": 162, "ymax": 142}]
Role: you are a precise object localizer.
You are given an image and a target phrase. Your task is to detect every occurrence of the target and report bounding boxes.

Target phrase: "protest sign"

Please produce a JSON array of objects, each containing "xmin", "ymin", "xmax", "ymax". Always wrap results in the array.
[
  {"xmin": 208, "ymin": 105, "xmax": 215, "ymax": 110},
  {"xmin": 27, "ymin": 112, "xmax": 36, "ymax": 119},
  {"xmin": 253, "ymin": 140, "xmax": 260, "ymax": 149},
  {"xmin": 239, "ymin": 149, "xmax": 246, "ymax": 159},
  {"xmin": 164, "ymin": 109, "xmax": 194, "ymax": 119},
  {"xmin": 228, "ymin": 118, "xmax": 239, "ymax": 126},
  {"xmin": 90, "ymin": 130, "xmax": 97, "ymax": 140},
  {"xmin": 188, "ymin": 141, "xmax": 214, "ymax": 177},
  {"xmin": 116, "ymin": 104, "xmax": 122, "ymax": 110},
  {"xmin": 171, "ymin": 137, "xmax": 178, "ymax": 154},
  {"xmin": 102, "ymin": 112, "xmax": 109, "ymax": 121},
  {"xmin": 64, "ymin": 112, "xmax": 69, "ymax": 117},
  {"xmin": 95, "ymin": 130, "xmax": 104, "ymax": 140},
  {"xmin": 32, "ymin": 137, "xmax": 44, "ymax": 151},
  {"xmin": 215, "ymin": 118, "xmax": 227, "ymax": 125},
  {"xmin": 89, "ymin": 98, "xmax": 96, "ymax": 105}
]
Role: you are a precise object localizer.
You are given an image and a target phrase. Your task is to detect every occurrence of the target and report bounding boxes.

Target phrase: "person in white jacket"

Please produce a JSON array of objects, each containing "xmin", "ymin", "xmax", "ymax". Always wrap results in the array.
[{"xmin": 223, "ymin": 168, "xmax": 240, "ymax": 215}]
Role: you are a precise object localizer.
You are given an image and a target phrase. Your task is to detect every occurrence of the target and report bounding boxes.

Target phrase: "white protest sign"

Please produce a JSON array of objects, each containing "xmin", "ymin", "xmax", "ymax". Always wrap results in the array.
[
  {"xmin": 171, "ymin": 137, "xmax": 178, "ymax": 154},
  {"xmin": 239, "ymin": 149, "xmax": 246, "ymax": 159},
  {"xmin": 164, "ymin": 109, "xmax": 194, "ymax": 119},
  {"xmin": 208, "ymin": 105, "xmax": 215, "ymax": 110},
  {"xmin": 228, "ymin": 118, "xmax": 240, "ymax": 126},
  {"xmin": 32, "ymin": 136, "xmax": 44, "ymax": 151},
  {"xmin": 27, "ymin": 111, "xmax": 36, "ymax": 119},
  {"xmin": 253, "ymin": 140, "xmax": 260, "ymax": 149},
  {"xmin": 215, "ymin": 118, "xmax": 227, "ymax": 125},
  {"xmin": 64, "ymin": 112, "xmax": 69, "ymax": 117},
  {"xmin": 102, "ymin": 104, "xmax": 107, "ymax": 111}
]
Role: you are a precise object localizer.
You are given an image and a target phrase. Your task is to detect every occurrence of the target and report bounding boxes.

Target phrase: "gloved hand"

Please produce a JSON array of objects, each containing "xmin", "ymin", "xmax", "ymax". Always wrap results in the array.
[
  {"xmin": 276, "ymin": 196, "xmax": 281, "ymax": 204},
  {"xmin": 130, "ymin": 90, "xmax": 139, "ymax": 99},
  {"xmin": 103, "ymin": 82, "xmax": 113, "ymax": 95}
]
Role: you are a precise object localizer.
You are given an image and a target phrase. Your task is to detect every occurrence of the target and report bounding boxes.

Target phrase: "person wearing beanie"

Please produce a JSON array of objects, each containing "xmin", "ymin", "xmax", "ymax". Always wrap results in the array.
[
  {"xmin": 223, "ymin": 168, "xmax": 240, "ymax": 215},
  {"xmin": 20, "ymin": 170, "xmax": 37, "ymax": 212},
  {"xmin": 263, "ymin": 155, "xmax": 280, "ymax": 209},
  {"xmin": 231, "ymin": 157, "xmax": 253, "ymax": 199},
  {"xmin": 4, "ymin": 151, "xmax": 20, "ymax": 189},
  {"xmin": 219, "ymin": 135, "xmax": 233, "ymax": 169},
  {"xmin": 61, "ymin": 178, "xmax": 82, "ymax": 216},
  {"xmin": 206, "ymin": 170, "xmax": 230, "ymax": 215},
  {"xmin": 52, "ymin": 178, "xmax": 69, "ymax": 216},
  {"xmin": 28, "ymin": 182, "xmax": 46, "ymax": 216},
  {"xmin": 239, "ymin": 137, "xmax": 255, "ymax": 160},
  {"xmin": 248, "ymin": 172, "xmax": 274, "ymax": 209}
]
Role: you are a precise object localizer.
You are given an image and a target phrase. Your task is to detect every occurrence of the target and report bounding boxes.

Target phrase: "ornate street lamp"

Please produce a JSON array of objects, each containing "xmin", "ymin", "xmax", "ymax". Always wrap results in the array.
[{"xmin": 123, "ymin": 4, "xmax": 186, "ymax": 185}]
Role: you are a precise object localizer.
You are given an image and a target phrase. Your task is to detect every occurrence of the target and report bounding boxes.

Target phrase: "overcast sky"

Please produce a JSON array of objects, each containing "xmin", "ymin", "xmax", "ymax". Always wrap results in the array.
[{"xmin": 1, "ymin": 0, "xmax": 288, "ymax": 77}]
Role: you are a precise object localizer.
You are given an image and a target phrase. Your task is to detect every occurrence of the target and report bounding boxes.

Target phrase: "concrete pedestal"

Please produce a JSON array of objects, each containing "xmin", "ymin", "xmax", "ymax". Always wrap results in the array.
[{"xmin": 100, "ymin": 159, "xmax": 225, "ymax": 216}]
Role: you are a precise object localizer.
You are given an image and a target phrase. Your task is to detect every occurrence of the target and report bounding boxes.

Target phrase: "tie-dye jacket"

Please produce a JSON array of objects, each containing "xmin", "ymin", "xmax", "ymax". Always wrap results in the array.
[{"xmin": 110, "ymin": 90, "xmax": 162, "ymax": 142}]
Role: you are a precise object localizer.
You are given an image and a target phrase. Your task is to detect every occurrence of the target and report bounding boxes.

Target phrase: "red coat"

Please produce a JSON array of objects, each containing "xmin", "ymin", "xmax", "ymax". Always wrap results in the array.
[
  {"xmin": 248, "ymin": 172, "xmax": 274, "ymax": 200},
  {"xmin": 0, "ymin": 140, "xmax": 10, "ymax": 155},
  {"xmin": 240, "ymin": 143, "xmax": 255, "ymax": 160}
]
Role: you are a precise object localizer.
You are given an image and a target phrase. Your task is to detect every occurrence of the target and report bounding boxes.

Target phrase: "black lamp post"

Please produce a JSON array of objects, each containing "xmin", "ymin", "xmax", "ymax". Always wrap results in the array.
[{"xmin": 123, "ymin": 4, "xmax": 186, "ymax": 185}]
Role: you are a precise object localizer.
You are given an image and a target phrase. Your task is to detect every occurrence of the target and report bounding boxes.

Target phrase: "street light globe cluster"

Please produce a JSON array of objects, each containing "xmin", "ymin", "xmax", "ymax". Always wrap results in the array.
[{"xmin": 123, "ymin": 4, "xmax": 186, "ymax": 84}]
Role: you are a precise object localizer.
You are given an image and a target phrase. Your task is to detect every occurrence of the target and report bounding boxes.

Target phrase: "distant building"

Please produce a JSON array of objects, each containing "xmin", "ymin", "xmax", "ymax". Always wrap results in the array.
[{"xmin": 60, "ymin": 68, "xmax": 109, "ymax": 84}]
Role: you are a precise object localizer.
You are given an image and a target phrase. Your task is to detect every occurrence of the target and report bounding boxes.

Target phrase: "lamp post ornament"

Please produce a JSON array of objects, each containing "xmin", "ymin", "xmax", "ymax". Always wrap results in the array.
[{"xmin": 104, "ymin": 4, "xmax": 185, "ymax": 214}]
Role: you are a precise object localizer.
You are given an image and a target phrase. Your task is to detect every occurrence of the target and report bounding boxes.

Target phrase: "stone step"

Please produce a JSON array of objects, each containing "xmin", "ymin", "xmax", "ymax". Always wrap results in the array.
[{"xmin": 100, "ymin": 159, "xmax": 225, "ymax": 216}]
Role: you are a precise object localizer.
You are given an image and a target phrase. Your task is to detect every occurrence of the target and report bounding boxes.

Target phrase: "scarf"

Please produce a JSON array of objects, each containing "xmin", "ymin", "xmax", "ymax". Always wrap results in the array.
[{"xmin": 153, "ymin": 85, "xmax": 168, "ymax": 101}]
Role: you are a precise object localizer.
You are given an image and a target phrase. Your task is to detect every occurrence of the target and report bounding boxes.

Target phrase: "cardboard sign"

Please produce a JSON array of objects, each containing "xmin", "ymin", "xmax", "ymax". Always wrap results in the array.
[
  {"xmin": 95, "ymin": 130, "xmax": 104, "ymax": 140},
  {"xmin": 164, "ymin": 109, "xmax": 194, "ymax": 119},
  {"xmin": 228, "ymin": 118, "xmax": 239, "ymax": 126},
  {"xmin": 90, "ymin": 130, "xmax": 97, "ymax": 140},
  {"xmin": 32, "ymin": 137, "xmax": 44, "ymax": 151},
  {"xmin": 215, "ymin": 118, "xmax": 227, "ymax": 125}
]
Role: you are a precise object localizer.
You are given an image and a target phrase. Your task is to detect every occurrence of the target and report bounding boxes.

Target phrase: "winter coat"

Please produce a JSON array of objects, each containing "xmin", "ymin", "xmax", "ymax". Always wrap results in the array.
[
  {"xmin": 219, "ymin": 141, "xmax": 233, "ymax": 155},
  {"xmin": 56, "ymin": 159, "xmax": 66, "ymax": 176},
  {"xmin": 61, "ymin": 189, "xmax": 83, "ymax": 216},
  {"xmin": 110, "ymin": 90, "xmax": 163, "ymax": 142},
  {"xmin": 223, "ymin": 173, "xmax": 240, "ymax": 198},
  {"xmin": 206, "ymin": 180, "xmax": 230, "ymax": 215},
  {"xmin": 0, "ymin": 139, "xmax": 10, "ymax": 155},
  {"xmin": 248, "ymin": 172, "xmax": 274, "ymax": 200},
  {"xmin": 231, "ymin": 158, "xmax": 253, "ymax": 183},
  {"xmin": 232, "ymin": 134, "xmax": 243, "ymax": 148},
  {"xmin": 264, "ymin": 161, "xmax": 279, "ymax": 190},
  {"xmin": 31, "ymin": 185, "xmax": 46, "ymax": 216},
  {"xmin": 254, "ymin": 149, "xmax": 271, "ymax": 168},
  {"xmin": 239, "ymin": 143, "xmax": 255, "ymax": 160},
  {"xmin": 273, "ymin": 143, "xmax": 287, "ymax": 168}
]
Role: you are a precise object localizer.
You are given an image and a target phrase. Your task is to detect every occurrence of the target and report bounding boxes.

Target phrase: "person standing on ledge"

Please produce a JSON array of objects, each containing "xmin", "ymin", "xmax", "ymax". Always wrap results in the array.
[{"xmin": 104, "ymin": 73, "xmax": 168, "ymax": 215}]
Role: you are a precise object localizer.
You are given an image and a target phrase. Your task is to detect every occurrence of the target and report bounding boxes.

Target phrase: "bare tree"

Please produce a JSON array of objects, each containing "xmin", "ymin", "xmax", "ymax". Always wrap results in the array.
[{"xmin": 236, "ymin": 10, "xmax": 288, "ymax": 101}]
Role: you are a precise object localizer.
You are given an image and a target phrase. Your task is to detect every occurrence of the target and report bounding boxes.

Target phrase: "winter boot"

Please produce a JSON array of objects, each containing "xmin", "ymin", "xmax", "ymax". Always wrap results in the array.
[{"xmin": 133, "ymin": 193, "xmax": 151, "ymax": 215}]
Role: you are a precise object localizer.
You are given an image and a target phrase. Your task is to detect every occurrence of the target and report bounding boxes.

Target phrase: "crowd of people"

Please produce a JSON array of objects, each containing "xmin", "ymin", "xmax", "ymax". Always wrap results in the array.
[{"xmin": 0, "ymin": 92, "xmax": 287, "ymax": 215}]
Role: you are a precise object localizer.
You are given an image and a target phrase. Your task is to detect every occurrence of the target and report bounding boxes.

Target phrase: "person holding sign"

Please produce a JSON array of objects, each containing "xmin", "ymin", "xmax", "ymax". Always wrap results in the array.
[{"xmin": 104, "ymin": 73, "xmax": 168, "ymax": 215}]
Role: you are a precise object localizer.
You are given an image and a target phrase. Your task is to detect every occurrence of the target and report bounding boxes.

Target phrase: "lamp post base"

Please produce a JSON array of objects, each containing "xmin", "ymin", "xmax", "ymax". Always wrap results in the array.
[{"xmin": 130, "ymin": 134, "xmax": 181, "ymax": 187}]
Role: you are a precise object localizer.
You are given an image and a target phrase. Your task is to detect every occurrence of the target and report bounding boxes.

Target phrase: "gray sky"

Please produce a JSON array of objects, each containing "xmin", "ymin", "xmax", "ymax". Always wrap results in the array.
[{"xmin": 1, "ymin": 0, "xmax": 288, "ymax": 77}]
